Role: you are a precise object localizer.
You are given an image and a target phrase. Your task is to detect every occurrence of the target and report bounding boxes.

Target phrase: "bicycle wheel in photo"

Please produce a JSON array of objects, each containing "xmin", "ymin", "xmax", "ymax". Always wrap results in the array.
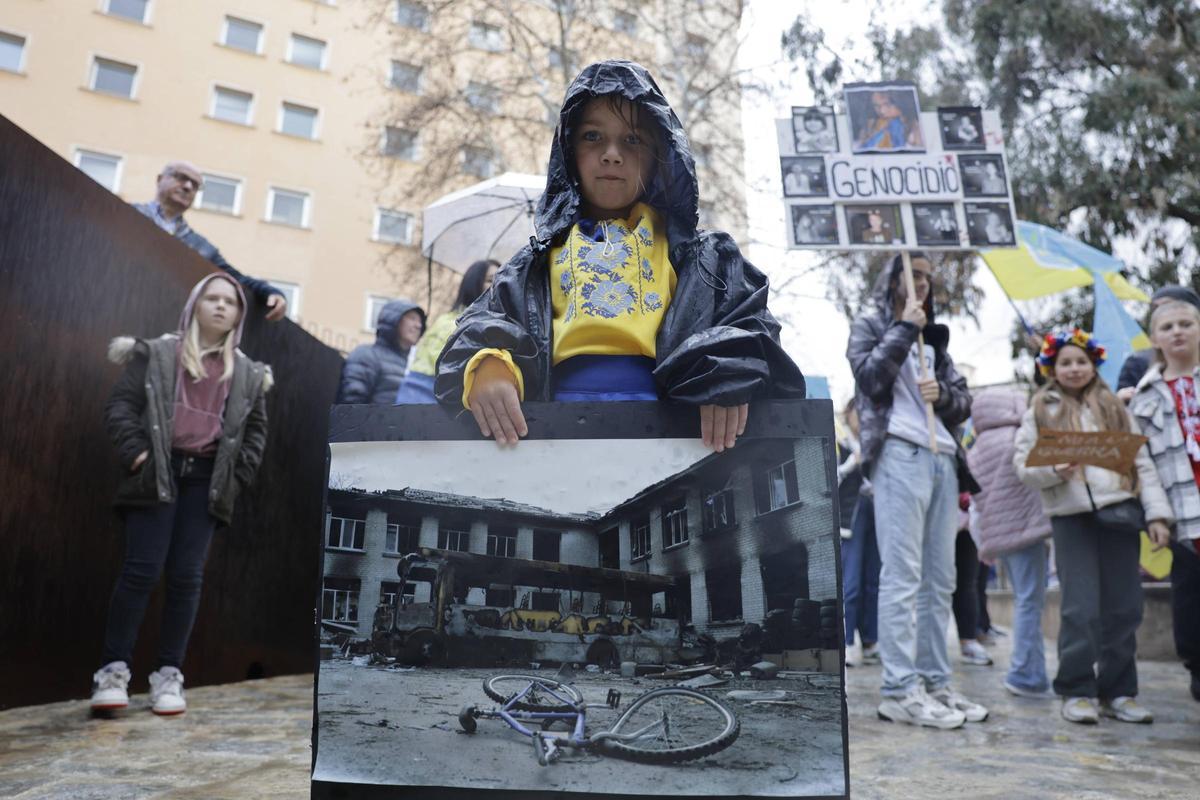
[
  {"xmin": 600, "ymin": 687, "xmax": 739, "ymax": 764},
  {"xmin": 482, "ymin": 674, "xmax": 584, "ymax": 711}
]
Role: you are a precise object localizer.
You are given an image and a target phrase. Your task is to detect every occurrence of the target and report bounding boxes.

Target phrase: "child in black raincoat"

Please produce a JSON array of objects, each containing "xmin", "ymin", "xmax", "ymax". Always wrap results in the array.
[{"xmin": 436, "ymin": 60, "xmax": 805, "ymax": 449}]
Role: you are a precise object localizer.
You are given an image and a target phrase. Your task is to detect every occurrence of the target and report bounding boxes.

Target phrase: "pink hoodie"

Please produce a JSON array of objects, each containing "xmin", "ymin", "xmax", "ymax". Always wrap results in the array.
[{"xmin": 172, "ymin": 273, "xmax": 247, "ymax": 456}]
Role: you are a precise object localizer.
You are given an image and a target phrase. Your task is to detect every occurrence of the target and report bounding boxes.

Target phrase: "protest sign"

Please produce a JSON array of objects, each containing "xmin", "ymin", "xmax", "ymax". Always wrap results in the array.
[{"xmin": 1024, "ymin": 429, "xmax": 1149, "ymax": 473}]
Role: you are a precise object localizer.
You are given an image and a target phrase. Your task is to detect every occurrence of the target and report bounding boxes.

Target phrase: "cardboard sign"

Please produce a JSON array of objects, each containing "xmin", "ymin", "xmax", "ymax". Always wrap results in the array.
[{"xmin": 1025, "ymin": 429, "xmax": 1149, "ymax": 473}]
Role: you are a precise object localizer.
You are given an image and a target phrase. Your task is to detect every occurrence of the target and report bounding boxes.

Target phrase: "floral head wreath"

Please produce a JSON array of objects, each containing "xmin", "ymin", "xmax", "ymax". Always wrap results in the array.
[{"xmin": 1036, "ymin": 328, "xmax": 1107, "ymax": 378}]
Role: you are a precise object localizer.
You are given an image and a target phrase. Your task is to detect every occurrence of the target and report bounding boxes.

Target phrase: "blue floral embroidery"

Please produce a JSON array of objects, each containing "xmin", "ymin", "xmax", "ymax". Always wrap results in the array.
[
  {"xmin": 636, "ymin": 224, "xmax": 653, "ymax": 248},
  {"xmin": 579, "ymin": 242, "xmax": 632, "ymax": 276},
  {"xmin": 643, "ymin": 292, "xmax": 662, "ymax": 312},
  {"xmin": 582, "ymin": 279, "xmax": 636, "ymax": 318},
  {"xmin": 641, "ymin": 258, "xmax": 653, "ymax": 282}
]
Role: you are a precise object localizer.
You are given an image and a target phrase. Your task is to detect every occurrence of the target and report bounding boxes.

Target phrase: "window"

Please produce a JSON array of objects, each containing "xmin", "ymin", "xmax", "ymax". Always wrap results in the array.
[
  {"xmin": 222, "ymin": 16, "xmax": 263, "ymax": 54},
  {"xmin": 485, "ymin": 586, "xmax": 514, "ymax": 607},
  {"xmin": 266, "ymin": 187, "xmax": 310, "ymax": 227},
  {"xmin": 105, "ymin": 0, "xmax": 149, "ymax": 24},
  {"xmin": 268, "ymin": 279, "xmax": 301, "ymax": 321},
  {"xmin": 462, "ymin": 146, "xmax": 493, "ymax": 178},
  {"xmin": 703, "ymin": 488, "xmax": 735, "ymax": 532},
  {"xmin": 763, "ymin": 460, "xmax": 799, "ymax": 512},
  {"xmin": 487, "ymin": 525, "xmax": 517, "ymax": 558},
  {"xmin": 613, "ymin": 10, "xmax": 637, "ymax": 35},
  {"xmin": 382, "ymin": 126, "xmax": 418, "ymax": 160},
  {"xmin": 393, "ymin": 0, "xmax": 429, "ymax": 31},
  {"xmin": 598, "ymin": 527, "xmax": 618, "ymax": 569},
  {"xmin": 288, "ymin": 34, "xmax": 327, "ymax": 70},
  {"xmin": 532, "ymin": 529, "xmax": 560, "ymax": 562},
  {"xmin": 89, "ymin": 57, "xmax": 137, "ymax": 98},
  {"xmin": 685, "ymin": 33, "xmax": 708, "ymax": 60},
  {"xmin": 327, "ymin": 516, "xmax": 365, "ymax": 550},
  {"xmin": 531, "ymin": 592, "xmax": 559, "ymax": 612},
  {"xmin": 380, "ymin": 580, "xmax": 414, "ymax": 607},
  {"xmin": 74, "ymin": 150, "xmax": 122, "ymax": 192},
  {"xmin": 279, "ymin": 102, "xmax": 319, "ymax": 139},
  {"xmin": 662, "ymin": 496, "xmax": 689, "ymax": 549},
  {"xmin": 373, "ymin": 208, "xmax": 412, "ymax": 244},
  {"xmin": 321, "ymin": 577, "xmax": 360, "ymax": 623},
  {"xmin": 630, "ymin": 515, "xmax": 651, "ymax": 561},
  {"xmin": 211, "ymin": 86, "xmax": 253, "ymax": 125},
  {"xmin": 365, "ymin": 295, "xmax": 394, "ymax": 331},
  {"xmin": 438, "ymin": 523, "xmax": 470, "ymax": 552},
  {"xmin": 195, "ymin": 174, "xmax": 242, "ymax": 215},
  {"xmin": 706, "ymin": 564, "xmax": 742, "ymax": 622},
  {"xmin": 547, "ymin": 47, "xmax": 574, "ymax": 73},
  {"xmin": 468, "ymin": 21, "xmax": 503, "ymax": 52},
  {"xmin": 465, "ymin": 81, "xmax": 499, "ymax": 114},
  {"xmin": 664, "ymin": 573, "xmax": 691, "ymax": 621},
  {"xmin": 385, "ymin": 516, "xmax": 421, "ymax": 555},
  {"xmin": 389, "ymin": 60, "xmax": 422, "ymax": 93},
  {"xmin": 0, "ymin": 33, "xmax": 26, "ymax": 74}
]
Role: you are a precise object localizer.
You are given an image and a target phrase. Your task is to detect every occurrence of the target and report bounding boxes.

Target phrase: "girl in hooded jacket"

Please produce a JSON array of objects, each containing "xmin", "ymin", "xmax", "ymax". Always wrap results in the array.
[
  {"xmin": 91, "ymin": 273, "xmax": 273, "ymax": 717},
  {"xmin": 435, "ymin": 60, "xmax": 805, "ymax": 449},
  {"xmin": 1013, "ymin": 329, "xmax": 1171, "ymax": 725}
]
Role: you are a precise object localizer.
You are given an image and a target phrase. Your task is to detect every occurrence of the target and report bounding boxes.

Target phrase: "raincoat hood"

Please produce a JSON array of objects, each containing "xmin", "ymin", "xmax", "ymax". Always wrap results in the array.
[
  {"xmin": 375, "ymin": 299, "xmax": 426, "ymax": 351},
  {"xmin": 179, "ymin": 272, "xmax": 248, "ymax": 348},
  {"xmin": 536, "ymin": 60, "xmax": 699, "ymax": 248},
  {"xmin": 970, "ymin": 388, "xmax": 1027, "ymax": 435}
]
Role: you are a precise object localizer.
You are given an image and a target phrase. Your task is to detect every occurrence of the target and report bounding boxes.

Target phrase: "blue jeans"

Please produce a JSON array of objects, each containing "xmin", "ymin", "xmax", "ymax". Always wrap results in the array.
[
  {"xmin": 842, "ymin": 494, "xmax": 880, "ymax": 646},
  {"xmin": 872, "ymin": 438, "xmax": 959, "ymax": 696},
  {"xmin": 1000, "ymin": 539, "xmax": 1049, "ymax": 692}
]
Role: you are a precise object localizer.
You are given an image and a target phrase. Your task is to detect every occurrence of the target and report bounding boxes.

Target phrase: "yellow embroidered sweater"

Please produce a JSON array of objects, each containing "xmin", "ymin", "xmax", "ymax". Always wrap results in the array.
[{"xmin": 463, "ymin": 203, "xmax": 676, "ymax": 407}]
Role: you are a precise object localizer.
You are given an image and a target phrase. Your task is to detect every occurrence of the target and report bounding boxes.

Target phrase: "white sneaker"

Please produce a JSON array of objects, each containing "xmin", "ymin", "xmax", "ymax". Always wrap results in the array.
[
  {"xmin": 960, "ymin": 640, "xmax": 993, "ymax": 666},
  {"xmin": 1003, "ymin": 680, "xmax": 1052, "ymax": 699},
  {"xmin": 860, "ymin": 643, "xmax": 880, "ymax": 664},
  {"xmin": 1061, "ymin": 696, "xmax": 1099, "ymax": 724},
  {"xmin": 929, "ymin": 686, "xmax": 989, "ymax": 722},
  {"xmin": 148, "ymin": 667, "xmax": 187, "ymax": 716},
  {"xmin": 1100, "ymin": 696, "xmax": 1153, "ymax": 724},
  {"xmin": 877, "ymin": 684, "xmax": 966, "ymax": 729},
  {"xmin": 90, "ymin": 661, "xmax": 131, "ymax": 714},
  {"xmin": 845, "ymin": 640, "xmax": 862, "ymax": 668}
]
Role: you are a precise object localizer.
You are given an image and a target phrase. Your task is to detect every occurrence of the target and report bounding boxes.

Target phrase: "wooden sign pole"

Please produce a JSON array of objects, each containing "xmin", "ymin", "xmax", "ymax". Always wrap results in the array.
[{"xmin": 900, "ymin": 250, "xmax": 939, "ymax": 454}]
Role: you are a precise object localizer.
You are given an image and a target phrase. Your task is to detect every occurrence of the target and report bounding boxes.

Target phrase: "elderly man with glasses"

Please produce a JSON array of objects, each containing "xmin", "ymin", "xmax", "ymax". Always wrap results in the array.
[{"xmin": 133, "ymin": 161, "xmax": 287, "ymax": 321}]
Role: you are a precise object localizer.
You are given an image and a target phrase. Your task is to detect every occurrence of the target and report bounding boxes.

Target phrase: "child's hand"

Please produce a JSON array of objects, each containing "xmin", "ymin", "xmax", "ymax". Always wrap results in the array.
[
  {"xmin": 467, "ymin": 356, "xmax": 527, "ymax": 445},
  {"xmin": 700, "ymin": 404, "xmax": 749, "ymax": 453},
  {"xmin": 1147, "ymin": 519, "xmax": 1171, "ymax": 550},
  {"xmin": 1053, "ymin": 463, "xmax": 1078, "ymax": 481}
]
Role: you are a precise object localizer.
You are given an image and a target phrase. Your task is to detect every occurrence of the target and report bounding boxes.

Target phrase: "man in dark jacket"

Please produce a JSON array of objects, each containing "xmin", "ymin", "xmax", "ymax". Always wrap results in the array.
[
  {"xmin": 132, "ymin": 161, "xmax": 287, "ymax": 321},
  {"xmin": 1116, "ymin": 285, "xmax": 1200, "ymax": 395},
  {"xmin": 337, "ymin": 299, "xmax": 426, "ymax": 404},
  {"xmin": 846, "ymin": 252, "xmax": 983, "ymax": 730}
]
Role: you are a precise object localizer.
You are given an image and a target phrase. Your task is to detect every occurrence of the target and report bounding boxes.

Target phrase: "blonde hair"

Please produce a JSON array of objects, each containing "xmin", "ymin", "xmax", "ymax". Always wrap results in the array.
[
  {"xmin": 180, "ymin": 276, "xmax": 241, "ymax": 382},
  {"xmin": 1149, "ymin": 299, "xmax": 1200, "ymax": 365}
]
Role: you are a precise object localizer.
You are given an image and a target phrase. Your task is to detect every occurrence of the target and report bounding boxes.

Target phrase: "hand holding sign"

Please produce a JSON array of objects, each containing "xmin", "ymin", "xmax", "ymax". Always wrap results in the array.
[{"xmin": 1025, "ymin": 430, "xmax": 1149, "ymax": 474}]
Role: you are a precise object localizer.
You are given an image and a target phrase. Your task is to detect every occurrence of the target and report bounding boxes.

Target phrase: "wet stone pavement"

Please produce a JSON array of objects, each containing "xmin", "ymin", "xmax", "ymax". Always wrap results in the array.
[{"xmin": 1, "ymin": 633, "xmax": 1197, "ymax": 798}]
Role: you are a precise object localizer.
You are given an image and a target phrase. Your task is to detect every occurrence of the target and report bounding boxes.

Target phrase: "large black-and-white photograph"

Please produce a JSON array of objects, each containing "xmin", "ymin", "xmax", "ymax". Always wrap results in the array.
[
  {"xmin": 937, "ymin": 106, "xmax": 985, "ymax": 151},
  {"xmin": 844, "ymin": 82, "xmax": 925, "ymax": 154},
  {"xmin": 780, "ymin": 156, "xmax": 828, "ymax": 197},
  {"xmin": 791, "ymin": 106, "xmax": 839, "ymax": 154},
  {"xmin": 912, "ymin": 203, "xmax": 961, "ymax": 247},
  {"xmin": 790, "ymin": 204, "xmax": 839, "ymax": 246},
  {"xmin": 845, "ymin": 205, "xmax": 904, "ymax": 246},
  {"xmin": 313, "ymin": 404, "xmax": 848, "ymax": 799},
  {"xmin": 965, "ymin": 202, "xmax": 1016, "ymax": 246},
  {"xmin": 958, "ymin": 153, "xmax": 1009, "ymax": 197}
]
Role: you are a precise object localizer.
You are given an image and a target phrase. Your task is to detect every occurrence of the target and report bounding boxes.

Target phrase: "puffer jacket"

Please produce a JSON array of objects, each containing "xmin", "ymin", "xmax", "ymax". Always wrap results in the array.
[
  {"xmin": 434, "ymin": 60, "xmax": 806, "ymax": 407},
  {"xmin": 1129, "ymin": 363, "xmax": 1200, "ymax": 543},
  {"xmin": 338, "ymin": 299, "xmax": 426, "ymax": 404},
  {"xmin": 845, "ymin": 258, "xmax": 977, "ymax": 490},
  {"xmin": 966, "ymin": 388, "xmax": 1052, "ymax": 558},
  {"xmin": 104, "ymin": 334, "xmax": 272, "ymax": 525},
  {"xmin": 1012, "ymin": 388, "xmax": 1172, "ymax": 523}
]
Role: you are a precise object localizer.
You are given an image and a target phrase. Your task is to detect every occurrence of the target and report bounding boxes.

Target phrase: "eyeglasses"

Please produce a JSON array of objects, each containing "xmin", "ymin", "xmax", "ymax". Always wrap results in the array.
[{"xmin": 169, "ymin": 170, "xmax": 203, "ymax": 190}]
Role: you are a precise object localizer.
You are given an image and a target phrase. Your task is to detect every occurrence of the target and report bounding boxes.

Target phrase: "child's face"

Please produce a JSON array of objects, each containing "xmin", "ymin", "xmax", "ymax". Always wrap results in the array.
[
  {"xmin": 1151, "ymin": 304, "xmax": 1200, "ymax": 365},
  {"xmin": 1051, "ymin": 344, "xmax": 1095, "ymax": 391},
  {"xmin": 572, "ymin": 96, "xmax": 657, "ymax": 219},
  {"xmin": 397, "ymin": 310, "xmax": 423, "ymax": 349},
  {"xmin": 195, "ymin": 278, "xmax": 241, "ymax": 339}
]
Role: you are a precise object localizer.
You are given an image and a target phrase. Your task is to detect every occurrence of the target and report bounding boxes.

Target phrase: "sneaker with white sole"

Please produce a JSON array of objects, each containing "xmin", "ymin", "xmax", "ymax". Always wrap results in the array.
[
  {"xmin": 1061, "ymin": 696, "xmax": 1099, "ymax": 724},
  {"xmin": 1100, "ymin": 696, "xmax": 1153, "ymax": 724},
  {"xmin": 960, "ymin": 640, "xmax": 993, "ymax": 666},
  {"xmin": 1003, "ymin": 680, "xmax": 1051, "ymax": 699},
  {"xmin": 860, "ymin": 643, "xmax": 880, "ymax": 665},
  {"xmin": 148, "ymin": 667, "xmax": 187, "ymax": 716},
  {"xmin": 929, "ymin": 686, "xmax": 989, "ymax": 722},
  {"xmin": 878, "ymin": 684, "xmax": 966, "ymax": 729},
  {"xmin": 90, "ymin": 661, "xmax": 131, "ymax": 714},
  {"xmin": 845, "ymin": 640, "xmax": 862, "ymax": 668}
]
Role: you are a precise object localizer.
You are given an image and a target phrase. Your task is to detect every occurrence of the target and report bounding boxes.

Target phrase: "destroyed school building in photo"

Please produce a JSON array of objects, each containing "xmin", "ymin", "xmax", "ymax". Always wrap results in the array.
[{"xmin": 322, "ymin": 437, "xmax": 837, "ymax": 644}]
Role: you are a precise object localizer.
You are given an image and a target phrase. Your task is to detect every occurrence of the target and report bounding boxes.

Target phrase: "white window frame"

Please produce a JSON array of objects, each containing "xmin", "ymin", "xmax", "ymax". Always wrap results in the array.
[
  {"xmin": 388, "ymin": 59, "xmax": 422, "ymax": 93},
  {"xmin": 266, "ymin": 279, "xmax": 301, "ymax": 321},
  {"xmin": 630, "ymin": 518, "xmax": 651, "ymax": 561},
  {"xmin": 438, "ymin": 526, "xmax": 471, "ymax": 552},
  {"xmin": 384, "ymin": 519, "xmax": 420, "ymax": 555},
  {"xmin": 703, "ymin": 487, "xmax": 735, "ymax": 532},
  {"xmin": 287, "ymin": 33, "xmax": 328, "ymax": 70},
  {"xmin": 381, "ymin": 126, "xmax": 418, "ymax": 160},
  {"xmin": 486, "ymin": 530, "xmax": 516, "ymax": 558},
  {"xmin": 326, "ymin": 516, "xmax": 365, "ymax": 551},
  {"xmin": 468, "ymin": 21, "xmax": 503, "ymax": 52},
  {"xmin": 87, "ymin": 54, "xmax": 140, "ymax": 99},
  {"xmin": 765, "ymin": 459, "xmax": 799, "ymax": 512},
  {"xmin": 194, "ymin": 172, "xmax": 243, "ymax": 216},
  {"xmin": 373, "ymin": 207, "xmax": 413, "ymax": 244},
  {"xmin": 364, "ymin": 294, "xmax": 395, "ymax": 331},
  {"xmin": 72, "ymin": 148, "xmax": 124, "ymax": 193},
  {"xmin": 0, "ymin": 29, "xmax": 30, "ymax": 75},
  {"xmin": 277, "ymin": 100, "xmax": 321, "ymax": 140},
  {"xmin": 321, "ymin": 579, "xmax": 360, "ymax": 623},
  {"xmin": 220, "ymin": 15, "xmax": 265, "ymax": 55},
  {"xmin": 392, "ymin": 0, "xmax": 430, "ymax": 31},
  {"xmin": 265, "ymin": 186, "xmax": 312, "ymax": 228},
  {"xmin": 662, "ymin": 497, "xmax": 689, "ymax": 549},
  {"xmin": 102, "ymin": 0, "xmax": 152, "ymax": 25},
  {"xmin": 209, "ymin": 83, "xmax": 255, "ymax": 126}
]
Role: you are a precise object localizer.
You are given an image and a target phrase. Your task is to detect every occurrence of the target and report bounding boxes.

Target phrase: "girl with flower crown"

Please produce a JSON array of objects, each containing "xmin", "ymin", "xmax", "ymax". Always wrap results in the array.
[{"xmin": 1013, "ymin": 328, "xmax": 1172, "ymax": 725}]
